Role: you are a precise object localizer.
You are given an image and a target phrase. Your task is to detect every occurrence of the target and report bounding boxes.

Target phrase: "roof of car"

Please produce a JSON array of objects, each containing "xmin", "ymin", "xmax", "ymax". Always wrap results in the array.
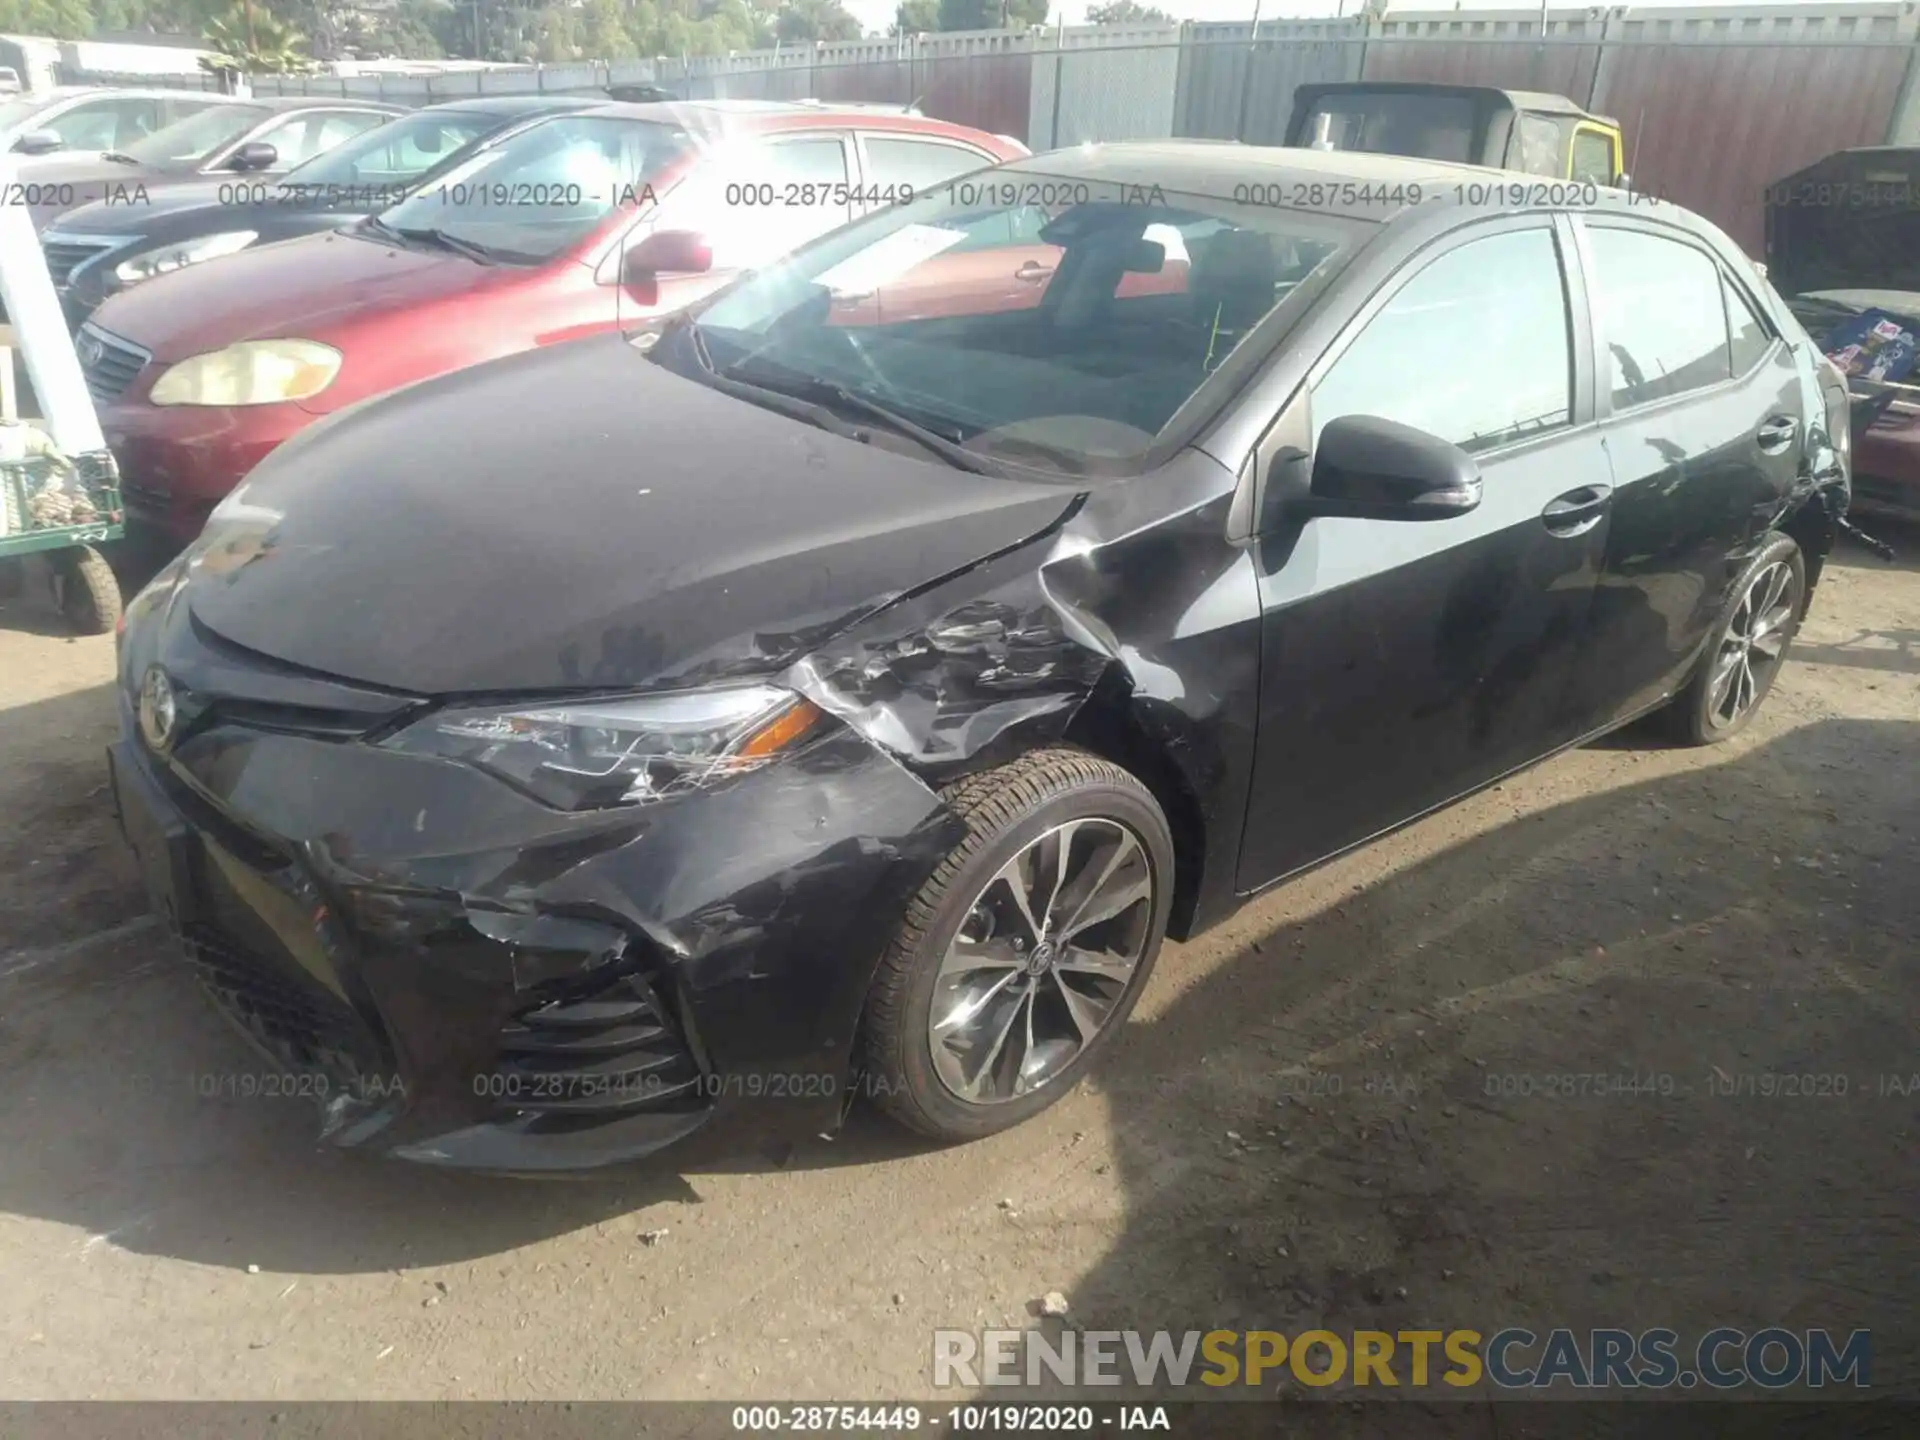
[
  {"xmin": 602, "ymin": 98, "xmax": 940, "ymax": 124},
  {"xmin": 246, "ymin": 94, "xmax": 408, "ymax": 113},
  {"xmin": 568, "ymin": 98, "xmax": 1007, "ymax": 144},
  {"xmin": 420, "ymin": 93, "xmax": 613, "ymax": 117},
  {"xmin": 1298, "ymin": 80, "xmax": 1608, "ymax": 122},
  {"xmin": 1013, "ymin": 141, "xmax": 1501, "ymax": 216}
]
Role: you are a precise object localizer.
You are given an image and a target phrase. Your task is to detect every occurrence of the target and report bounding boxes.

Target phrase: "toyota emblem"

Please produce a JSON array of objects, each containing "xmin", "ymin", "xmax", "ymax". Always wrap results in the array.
[
  {"xmin": 138, "ymin": 665, "xmax": 178, "ymax": 753},
  {"xmin": 76, "ymin": 332, "xmax": 104, "ymax": 368}
]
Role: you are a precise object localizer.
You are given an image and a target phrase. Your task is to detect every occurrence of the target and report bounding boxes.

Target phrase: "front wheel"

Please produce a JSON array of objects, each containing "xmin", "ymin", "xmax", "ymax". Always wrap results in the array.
[
  {"xmin": 1663, "ymin": 534, "xmax": 1805, "ymax": 745},
  {"xmin": 861, "ymin": 747, "xmax": 1174, "ymax": 1142}
]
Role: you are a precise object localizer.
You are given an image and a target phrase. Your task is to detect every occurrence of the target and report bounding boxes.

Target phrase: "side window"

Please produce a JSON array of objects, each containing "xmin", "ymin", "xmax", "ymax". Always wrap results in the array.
[
  {"xmin": 1586, "ymin": 227, "xmax": 1732, "ymax": 409},
  {"xmin": 1724, "ymin": 274, "xmax": 1774, "ymax": 376},
  {"xmin": 658, "ymin": 136, "xmax": 852, "ymax": 271},
  {"xmin": 1312, "ymin": 227, "xmax": 1572, "ymax": 455},
  {"xmin": 313, "ymin": 111, "xmax": 386, "ymax": 154},
  {"xmin": 247, "ymin": 112, "xmax": 382, "ymax": 170},
  {"xmin": 47, "ymin": 98, "xmax": 158, "ymax": 149},
  {"xmin": 159, "ymin": 98, "xmax": 217, "ymax": 126},
  {"xmin": 245, "ymin": 114, "xmax": 323, "ymax": 168},
  {"xmin": 1570, "ymin": 128, "xmax": 1613, "ymax": 186},
  {"xmin": 1514, "ymin": 115, "xmax": 1566, "ymax": 178},
  {"xmin": 862, "ymin": 137, "xmax": 990, "ymax": 196}
]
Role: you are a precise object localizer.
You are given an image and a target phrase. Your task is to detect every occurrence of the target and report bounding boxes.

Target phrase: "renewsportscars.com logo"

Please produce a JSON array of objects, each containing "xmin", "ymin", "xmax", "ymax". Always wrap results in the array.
[{"xmin": 932, "ymin": 1327, "xmax": 1872, "ymax": 1391}]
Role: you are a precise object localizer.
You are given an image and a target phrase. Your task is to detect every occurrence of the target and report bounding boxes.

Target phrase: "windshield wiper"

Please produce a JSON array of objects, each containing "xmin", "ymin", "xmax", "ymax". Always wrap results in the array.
[
  {"xmin": 673, "ymin": 320, "xmax": 872, "ymax": 446},
  {"xmin": 722, "ymin": 357, "xmax": 1001, "ymax": 475},
  {"xmin": 391, "ymin": 225, "xmax": 506, "ymax": 265}
]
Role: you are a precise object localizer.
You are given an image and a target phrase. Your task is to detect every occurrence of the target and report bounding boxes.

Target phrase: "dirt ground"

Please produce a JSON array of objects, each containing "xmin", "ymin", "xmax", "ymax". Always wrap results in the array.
[{"xmin": 0, "ymin": 528, "xmax": 1914, "ymax": 1408}]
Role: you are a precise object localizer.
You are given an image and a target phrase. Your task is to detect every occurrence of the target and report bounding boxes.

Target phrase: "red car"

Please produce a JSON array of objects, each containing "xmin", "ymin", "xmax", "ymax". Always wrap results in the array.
[{"xmin": 78, "ymin": 101, "xmax": 1027, "ymax": 545}]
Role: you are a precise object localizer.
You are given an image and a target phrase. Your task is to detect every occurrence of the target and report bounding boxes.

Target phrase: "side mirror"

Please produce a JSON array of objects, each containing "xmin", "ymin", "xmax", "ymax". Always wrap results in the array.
[
  {"xmin": 1281, "ymin": 415, "xmax": 1482, "ymax": 524},
  {"xmin": 1614, "ymin": 171, "xmax": 1631, "ymax": 191},
  {"xmin": 13, "ymin": 130, "xmax": 64, "ymax": 156},
  {"xmin": 226, "ymin": 141, "xmax": 279, "ymax": 172},
  {"xmin": 622, "ymin": 228, "xmax": 712, "ymax": 281}
]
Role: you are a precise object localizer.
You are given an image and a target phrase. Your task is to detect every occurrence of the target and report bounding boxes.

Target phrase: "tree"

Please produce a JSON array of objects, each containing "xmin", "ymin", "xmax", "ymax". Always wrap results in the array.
[
  {"xmin": 578, "ymin": 0, "xmax": 637, "ymax": 60},
  {"xmin": 1086, "ymin": 0, "xmax": 1169, "ymax": 22},
  {"xmin": 775, "ymin": 0, "xmax": 860, "ymax": 45},
  {"xmin": 891, "ymin": 0, "xmax": 937, "ymax": 34},
  {"xmin": 0, "ymin": 0, "xmax": 93, "ymax": 39},
  {"xmin": 199, "ymin": 0, "xmax": 312, "ymax": 73},
  {"xmin": 936, "ymin": 0, "xmax": 1046, "ymax": 30}
]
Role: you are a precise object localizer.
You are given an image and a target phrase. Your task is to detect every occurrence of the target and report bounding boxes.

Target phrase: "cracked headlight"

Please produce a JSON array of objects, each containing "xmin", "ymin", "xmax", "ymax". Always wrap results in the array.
[
  {"xmin": 112, "ymin": 230, "xmax": 258, "ymax": 287},
  {"xmin": 148, "ymin": 339, "xmax": 342, "ymax": 407},
  {"xmin": 386, "ymin": 684, "xmax": 824, "ymax": 810}
]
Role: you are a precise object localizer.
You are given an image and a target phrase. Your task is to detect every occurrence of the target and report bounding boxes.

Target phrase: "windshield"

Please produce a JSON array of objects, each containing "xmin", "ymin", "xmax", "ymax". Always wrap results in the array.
[
  {"xmin": 679, "ymin": 168, "xmax": 1365, "ymax": 473},
  {"xmin": 118, "ymin": 103, "xmax": 264, "ymax": 164},
  {"xmin": 285, "ymin": 108, "xmax": 497, "ymax": 189},
  {"xmin": 1301, "ymin": 92, "xmax": 1479, "ymax": 164},
  {"xmin": 375, "ymin": 113, "xmax": 695, "ymax": 263}
]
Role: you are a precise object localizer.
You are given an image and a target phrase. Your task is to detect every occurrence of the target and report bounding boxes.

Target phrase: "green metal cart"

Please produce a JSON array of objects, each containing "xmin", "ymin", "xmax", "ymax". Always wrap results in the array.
[{"xmin": 0, "ymin": 442, "xmax": 124, "ymax": 634}]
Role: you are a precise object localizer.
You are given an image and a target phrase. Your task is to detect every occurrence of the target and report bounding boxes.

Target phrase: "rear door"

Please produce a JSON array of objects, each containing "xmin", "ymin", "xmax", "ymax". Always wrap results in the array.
[
  {"xmin": 1237, "ymin": 217, "xmax": 1612, "ymax": 888},
  {"xmin": 1567, "ymin": 218, "xmax": 1809, "ymax": 727}
]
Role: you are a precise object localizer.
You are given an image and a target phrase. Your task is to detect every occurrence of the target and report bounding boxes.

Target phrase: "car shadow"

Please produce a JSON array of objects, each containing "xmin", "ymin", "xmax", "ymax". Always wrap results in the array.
[{"xmin": 1042, "ymin": 714, "xmax": 1919, "ymax": 1406}]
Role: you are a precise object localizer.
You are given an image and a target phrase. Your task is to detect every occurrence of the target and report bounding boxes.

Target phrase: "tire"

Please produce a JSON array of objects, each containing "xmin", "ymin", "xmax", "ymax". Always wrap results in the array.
[
  {"xmin": 51, "ymin": 545, "xmax": 122, "ymax": 636},
  {"xmin": 861, "ymin": 746, "xmax": 1175, "ymax": 1143},
  {"xmin": 1663, "ymin": 533, "xmax": 1805, "ymax": 746}
]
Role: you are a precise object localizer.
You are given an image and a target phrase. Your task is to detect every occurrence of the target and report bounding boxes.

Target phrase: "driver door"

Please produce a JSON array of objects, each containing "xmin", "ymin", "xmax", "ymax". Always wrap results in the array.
[{"xmin": 1237, "ymin": 219, "xmax": 1614, "ymax": 889}]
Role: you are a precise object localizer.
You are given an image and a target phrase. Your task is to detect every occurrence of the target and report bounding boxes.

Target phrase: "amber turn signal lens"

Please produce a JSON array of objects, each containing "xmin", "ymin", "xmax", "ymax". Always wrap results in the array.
[{"xmin": 733, "ymin": 697, "xmax": 824, "ymax": 761}]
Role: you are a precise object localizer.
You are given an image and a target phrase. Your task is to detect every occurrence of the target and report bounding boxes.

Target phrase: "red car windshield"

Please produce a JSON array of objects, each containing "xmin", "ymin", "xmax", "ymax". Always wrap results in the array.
[{"xmin": 374, "ymin": 113, "xmax": 696, "ymax": 263}]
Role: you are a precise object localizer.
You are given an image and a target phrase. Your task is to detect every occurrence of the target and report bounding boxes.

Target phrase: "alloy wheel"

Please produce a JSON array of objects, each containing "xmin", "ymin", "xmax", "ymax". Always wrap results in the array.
[
  {"xmin": 928, "ymin": 817, "xmax": 1156, "ymax": 1105},
  {"xmin": 1707, "ymin": 559, "xmax": 1798, "ymax": 729}
]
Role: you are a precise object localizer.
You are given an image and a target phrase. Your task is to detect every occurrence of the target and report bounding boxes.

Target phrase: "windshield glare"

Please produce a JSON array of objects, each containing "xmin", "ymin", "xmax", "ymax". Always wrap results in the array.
[
  {"xmin": 375, "ymin": 114, "xmax": 695, "ymax": 262},
  {"xmin": 686, "ymin": 173, "xmax": 1362, "ymax": 472},
  {"xmin": 120, "ymin": 103, "xmax": 264, "ymax": 164},
  {"xmin": 287, "ymin": 109, "xmax": 495, "ymax": 187}
]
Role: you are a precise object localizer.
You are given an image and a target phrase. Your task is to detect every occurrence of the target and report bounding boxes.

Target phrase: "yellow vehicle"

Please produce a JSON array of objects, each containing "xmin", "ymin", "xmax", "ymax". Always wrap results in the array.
[{"xmin": 1286, "ymin": 82, "xmax": 1627, "ymax": 186}]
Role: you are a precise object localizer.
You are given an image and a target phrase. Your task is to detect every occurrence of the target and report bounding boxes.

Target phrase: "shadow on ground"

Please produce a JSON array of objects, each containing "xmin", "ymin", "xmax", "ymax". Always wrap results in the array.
[
  {"xmin": 0, "ymin": 661, "xmax": 1915, "ymax": 1426},
  {"xmin": 1044, "ymin": 714, "xmax": 1919, "ymax": 1423}
]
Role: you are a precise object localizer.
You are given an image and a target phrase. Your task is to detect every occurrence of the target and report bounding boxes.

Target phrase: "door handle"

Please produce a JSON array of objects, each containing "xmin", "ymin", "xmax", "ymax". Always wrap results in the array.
[
  {"xmin": 1014, "ymin": 261, "xmax": 1054, "ymax": 283},
  {"xmin": 1755, "ymin": 416, "xmax": 1797, "ymax": 454},
  {"xmin": 1541, "ymin": 482, "xmax": 1612, "ymax": 538}
]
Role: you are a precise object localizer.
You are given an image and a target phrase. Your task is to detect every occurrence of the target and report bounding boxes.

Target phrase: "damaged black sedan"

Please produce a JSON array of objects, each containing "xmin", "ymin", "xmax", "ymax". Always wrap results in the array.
[{"xmin": 111, "ymin": 145, "xmax": 1851, "ymax": 1171}]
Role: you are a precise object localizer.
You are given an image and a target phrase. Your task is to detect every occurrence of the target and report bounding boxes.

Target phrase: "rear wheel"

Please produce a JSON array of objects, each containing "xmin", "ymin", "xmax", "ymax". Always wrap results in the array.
[
  {"xmin": 862, "ymin": 748, "xmax": 1174, "ymax": 1142},
  {"xmin": 1664, "ymin": 534, "xmax": 1804, "ymax": 745}
]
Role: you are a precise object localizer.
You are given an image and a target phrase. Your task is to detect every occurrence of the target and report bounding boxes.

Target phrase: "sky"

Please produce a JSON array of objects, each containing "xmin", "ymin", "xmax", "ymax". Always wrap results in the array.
[{"xmin": 844, "ymin": 0, "xmax": 1800, "ymax": 38}]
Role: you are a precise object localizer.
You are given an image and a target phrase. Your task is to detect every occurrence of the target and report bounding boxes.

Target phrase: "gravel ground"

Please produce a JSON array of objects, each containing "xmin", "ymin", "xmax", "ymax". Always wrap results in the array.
[{"xmin": 0, "ymin": 528, "xmax": 1914, "ymax": 1407}]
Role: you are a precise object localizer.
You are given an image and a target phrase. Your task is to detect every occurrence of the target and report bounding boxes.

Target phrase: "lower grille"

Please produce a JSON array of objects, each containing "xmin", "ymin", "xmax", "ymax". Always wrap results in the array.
[
  {"xmin": 178, "ymin": 925, "xmax": 389, "ymax": 1096},
  {"xmin": 490, "ymin": 970, "xmax": 701, "ymax": 1115},
  {"xmin": 76, "ymin": 324, "xmax": 150, "ymax": 405}
]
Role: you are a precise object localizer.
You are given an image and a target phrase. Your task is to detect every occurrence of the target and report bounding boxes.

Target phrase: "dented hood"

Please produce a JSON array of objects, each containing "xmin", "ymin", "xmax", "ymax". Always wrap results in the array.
[
  {"xmin": 89, "ymin": 228, "xmax": 485, "ymax": 360},
  {"xmin": 183, "ymin": 333, "xmax": 1078, "ymax": 696}
]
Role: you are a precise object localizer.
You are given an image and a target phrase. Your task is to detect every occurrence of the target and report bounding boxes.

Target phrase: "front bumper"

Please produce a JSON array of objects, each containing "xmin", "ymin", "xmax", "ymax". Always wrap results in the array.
[
  {"xmin": 112, "ymin": 575, "xmax": 961, "ymax": 1171},
  {"xmin": 100, "ymin": 395, "xmax": 316, "ymax": 548}
]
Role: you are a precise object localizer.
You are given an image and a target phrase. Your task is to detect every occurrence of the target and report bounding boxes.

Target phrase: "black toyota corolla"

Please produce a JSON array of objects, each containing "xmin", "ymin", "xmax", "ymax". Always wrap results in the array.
[{"xmin": 112, "ymin": 144, "xmax": 1852, "ymax": 1171}]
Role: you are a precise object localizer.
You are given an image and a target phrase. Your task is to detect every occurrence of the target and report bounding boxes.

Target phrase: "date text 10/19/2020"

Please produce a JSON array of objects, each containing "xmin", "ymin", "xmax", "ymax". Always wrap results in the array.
[
  {"xmin": 189, "ymin": 1070, "xmax": 910, "ymax": 1103},
  {"xmin": 730, "ymin": 1406, "xmax": 1174, "ymax": 1433}
]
